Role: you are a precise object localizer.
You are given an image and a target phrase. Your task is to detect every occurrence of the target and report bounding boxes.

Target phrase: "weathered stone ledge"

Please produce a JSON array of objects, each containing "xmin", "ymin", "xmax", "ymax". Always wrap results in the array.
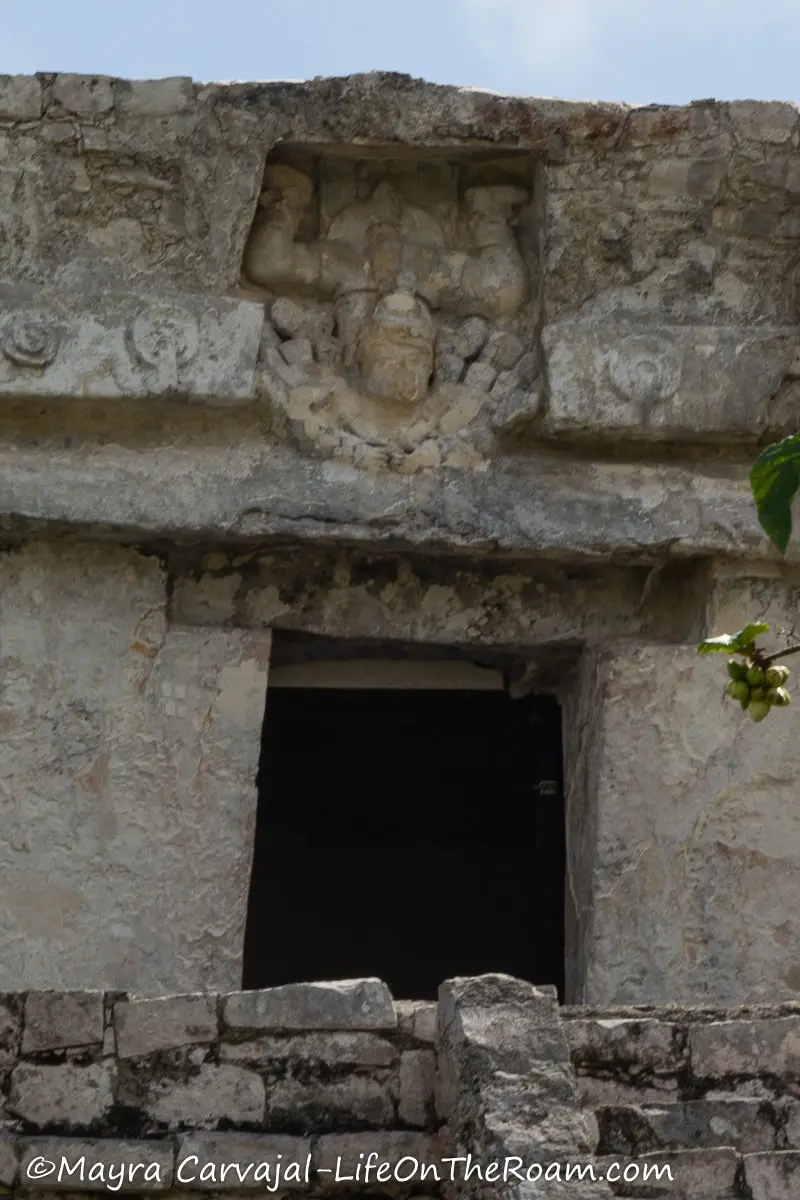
[
  {"xmin": 0, "ymin": 443, "xmax": 779, "ymax": 565},
  {"xmin": 566, "ymin": 1003, "xmax": 800, "ymax": 1113},
  {"xmin": 3, "ymin": 71, "xmax": 796, "ymax": 155},
  {"xmin": 563, "ymin": 1001, "xmax": 800, "ymax": 1021}
]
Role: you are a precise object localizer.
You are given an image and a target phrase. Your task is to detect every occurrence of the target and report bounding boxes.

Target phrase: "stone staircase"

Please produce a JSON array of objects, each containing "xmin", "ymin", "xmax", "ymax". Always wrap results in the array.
[{"xmin": 563, "ymin": 1003, "xmax": 800, "ymax": 1198}]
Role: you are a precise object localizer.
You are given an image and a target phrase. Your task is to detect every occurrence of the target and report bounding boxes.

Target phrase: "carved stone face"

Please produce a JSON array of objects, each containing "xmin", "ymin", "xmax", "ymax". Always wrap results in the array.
[{"xmin": 356, "ymin": 293, "xmax": 436, "ymax": 408}]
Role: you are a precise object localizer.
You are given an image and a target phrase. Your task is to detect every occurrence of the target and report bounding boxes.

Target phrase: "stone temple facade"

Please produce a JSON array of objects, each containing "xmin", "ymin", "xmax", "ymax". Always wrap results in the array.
[{"xmin": 1, "ymin": 71, "xmax": 800, "ymax": 1196}]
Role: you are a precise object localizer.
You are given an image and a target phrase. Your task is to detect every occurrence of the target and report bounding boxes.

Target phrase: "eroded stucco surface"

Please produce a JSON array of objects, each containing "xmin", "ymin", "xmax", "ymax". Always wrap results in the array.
[
  {"xmin": 0, "ymin": 543, "xmax": 269, "ymax": 992},
  {"xmin": 568, "ymin": 629, "xmax": 800, "ymax": 1005}
]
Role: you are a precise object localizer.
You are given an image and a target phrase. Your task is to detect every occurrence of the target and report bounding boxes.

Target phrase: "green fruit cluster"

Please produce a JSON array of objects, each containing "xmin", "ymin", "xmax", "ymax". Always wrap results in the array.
[{"xmin": 727, "ymin": 659, "xmax": 791, "ymax": 722}]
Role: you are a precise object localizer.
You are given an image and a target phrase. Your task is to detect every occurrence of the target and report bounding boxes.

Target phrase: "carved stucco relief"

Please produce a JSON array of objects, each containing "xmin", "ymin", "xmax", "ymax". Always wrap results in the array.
[
  {"xmin": 243, "ymin": 157, "xmax": 541, "ymax": 471},
  {"xmin": 0, "ymin": 293, "xmax": 263, "ymax": 403}
]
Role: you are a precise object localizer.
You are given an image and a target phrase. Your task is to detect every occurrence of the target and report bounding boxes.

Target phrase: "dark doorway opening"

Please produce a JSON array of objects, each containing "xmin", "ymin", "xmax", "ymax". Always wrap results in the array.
[{"xmin": 243, "ymin": 684, "xmax": 566, "ymax": 1000}]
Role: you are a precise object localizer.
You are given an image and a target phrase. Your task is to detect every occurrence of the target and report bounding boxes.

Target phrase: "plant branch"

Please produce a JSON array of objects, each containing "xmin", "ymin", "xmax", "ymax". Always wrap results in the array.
[{"xmin": 763, "ymin": 644, "xmax": 800, "ymax": 665}]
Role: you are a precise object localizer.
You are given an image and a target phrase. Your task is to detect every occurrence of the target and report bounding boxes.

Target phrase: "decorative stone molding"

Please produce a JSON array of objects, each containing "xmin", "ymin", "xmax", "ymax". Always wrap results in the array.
[
  {"xmin": 0, "ymin": 311, "xmax": 60, "ymax": 368},
  {"xmin": 542, "ymin": 323, "xmax": 797, "ymax": 440},
  {"xmin": 0, "ymin": 289, "xmax": 263, "ymax": 404}
]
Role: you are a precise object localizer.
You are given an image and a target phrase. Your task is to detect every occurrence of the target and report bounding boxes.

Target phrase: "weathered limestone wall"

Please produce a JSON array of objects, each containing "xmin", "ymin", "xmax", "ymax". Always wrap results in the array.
[
  {"xmin": 557, "ymin": 557, "xmax": 800, "ymax": 1006},
  {"xmin": 3, "ymin": 71, "xmax": 800, "ymax": 1006},
  {"xmin": 5, "ymin": 536, "xmax": 799, "ymax": 1006},
  {"xmin": 0, "ymin": 542, "xmax": 270, "ymax": 993},
  {"xmin": 168, "ymin": 546, "xmax": 705, "ymax": 673},
  {"xmin": 564, "ymin": 632, "xmax": 800, "ymax": 1006}
]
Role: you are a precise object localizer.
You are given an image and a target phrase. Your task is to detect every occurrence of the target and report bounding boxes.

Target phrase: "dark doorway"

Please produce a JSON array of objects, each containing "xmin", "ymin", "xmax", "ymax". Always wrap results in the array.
[{"xmin": 243, "ymin": 685, "xmax": 566, "ymax": 1000}]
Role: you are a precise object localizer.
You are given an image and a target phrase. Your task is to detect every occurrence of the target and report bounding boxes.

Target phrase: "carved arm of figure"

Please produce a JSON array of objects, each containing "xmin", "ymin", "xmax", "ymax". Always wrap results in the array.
[
  {"xmin": 412, "ymin": 186, "xmax": 530, "ymax": 321},
  {"xmin": 244, "ymin": 165, "xmax": 371, "ymax": 295},
  {"xmin": 460, "ymin": 186, "xmax": 530, "ymax": 320}
]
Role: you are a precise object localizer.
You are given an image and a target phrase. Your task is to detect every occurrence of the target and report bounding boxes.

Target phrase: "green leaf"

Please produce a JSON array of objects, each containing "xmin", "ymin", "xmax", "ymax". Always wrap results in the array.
[
  {"xmin": 698, "ymin": 635, "xmax": 739, "ymax": 653},
  {"xmin": 697, "ymin": 622, "xmax": 770, "ymax": 654},
  {"xmin": 750, "ymin": 433, "xmax": 800, "ymax": 556},
  {"xmin": 733, "ymin": 621, "xmax": 770, "ymax": 648}
]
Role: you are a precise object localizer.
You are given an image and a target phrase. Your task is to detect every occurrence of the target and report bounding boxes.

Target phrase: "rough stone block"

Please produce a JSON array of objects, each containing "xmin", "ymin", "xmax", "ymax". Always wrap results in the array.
[
  {"xmin": 175, "ymin": 1133, "xmax": 311, "ymax": 1190},
  {"xmin": 18, "ymin": 1138, "xmax": 174, "ymax": 1191},
  {"xmin": 113, "ymin": 77, "xmax": 194, "ymax": 116},
  {"xmin": 743, "ymin": 1151, "xmax": 800, "ymax": 1200},
  {"xmin": 265, "ymin": 1077, "xmax": 394, "ymax": 1131},
  {"xmin": 575, "ymin": 1073, "xmax": 680, "ymax": 1108},
  {"xmin": 0, "ymin": 1135, "xmax": 17, "ymax": 1187},
  {"xmin": 597, "ymin": 1098, "xmax": 779, "ymax": 1155},
  {"xmin": 0, "ymin": 75, "xmax": 42, "ymax": 120},
  {"xmin": 690, "ymin": 1019, "xmax": 800, "ymax": 1082},
  {"xmin": 780, "ymin": 1097, "xmax": 800, "ymax": 1148},
  {"xmin": 565, "ymin": 1017, "xmax": 684, "ymax": 1075},
  {"xmin": 52, "ymin": 75, "xmax": 114, "ymax": 116},
  {"xmin": 437, "ymin": 975, "xmax": 569, "ymax": 1102},
  {"xmin": 543, "ymin": 322, "xmax": 794, "ymax": 440},
  {"xmin": 481, "ymin": 1069, "xmax": 598, "ymax": 1156},
  {"xmin": 23, "ymin": 992, "xmax": 104, "ymax": 1052},
  {"xmin": 7, "ymin": 1062, "xmax": 115, "ymax": 1129},
  {"xmin": 135, "ymin": 1064, "xmax": 265, "ymax": 1130},
  {"xmin": 223, "ymin": 980, "xmax": 396, "ymax": 1033},
  {"xmin": 398, "ymin": 1050, "xmax": 436, "ymax": 1127},
  {"xmin": 393, "ymin": 1002, "xmax": 437, "ymax": 1045},
  {"xmin": 728, "ymin": 100, "xmax": 799, "ymax": 143},
  {"xmin": 114, "ymin": 994, "xmax": 218, "ymax": 1058},
  {"xmin": 0, "ymin": 1000, "xmax": 21, "ymax": 1067},
  {"xmin": 220, "ymin": 1032, "xmax": 396, "ymax": 1068}
]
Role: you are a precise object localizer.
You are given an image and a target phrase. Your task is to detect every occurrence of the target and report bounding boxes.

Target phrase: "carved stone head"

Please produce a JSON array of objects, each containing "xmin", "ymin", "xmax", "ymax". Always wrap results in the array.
[{"xmin": 357, "ymin": 292, "xmax": 436, "ymax": 407}]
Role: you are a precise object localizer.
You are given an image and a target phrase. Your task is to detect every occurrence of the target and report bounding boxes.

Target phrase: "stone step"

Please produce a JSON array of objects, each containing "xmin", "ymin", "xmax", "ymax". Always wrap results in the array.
[
  {"xmin": 595, "ymin": 1097, "xmax": 798, "ymax": 1155},
  {"xmin": 595, "ymin": 1148, "xmax": 800, "ymax": 1199},
  {"xmin": 565, "ymin": 1013, "xmax": 800, "ymax": 1100}
]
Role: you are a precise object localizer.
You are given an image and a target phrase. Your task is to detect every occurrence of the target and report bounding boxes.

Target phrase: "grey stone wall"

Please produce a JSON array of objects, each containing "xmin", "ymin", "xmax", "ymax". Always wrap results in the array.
[
  {"xmin": 0, "ymin": 982, "xmax": 444, "ymax": 1196},
  {"xmin": 0, "ymin": 977, "xmax": 798, "ymax": 1198},
  {"xmin": 0, "ymin": 982, "xmax": 437, "ymax": 1137}
]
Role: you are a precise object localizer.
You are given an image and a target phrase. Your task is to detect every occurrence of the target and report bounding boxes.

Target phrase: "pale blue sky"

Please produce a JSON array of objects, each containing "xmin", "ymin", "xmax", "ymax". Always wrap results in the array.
[{"xmin": 3, "ymin": 0, "xmax": 800, "ymax": 105}]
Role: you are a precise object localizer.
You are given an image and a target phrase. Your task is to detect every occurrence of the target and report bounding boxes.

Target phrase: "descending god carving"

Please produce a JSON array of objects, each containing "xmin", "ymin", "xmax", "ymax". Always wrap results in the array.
[{"xmin": 244, "ymin": 161, "xmax": 540, "ymax": 471}]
